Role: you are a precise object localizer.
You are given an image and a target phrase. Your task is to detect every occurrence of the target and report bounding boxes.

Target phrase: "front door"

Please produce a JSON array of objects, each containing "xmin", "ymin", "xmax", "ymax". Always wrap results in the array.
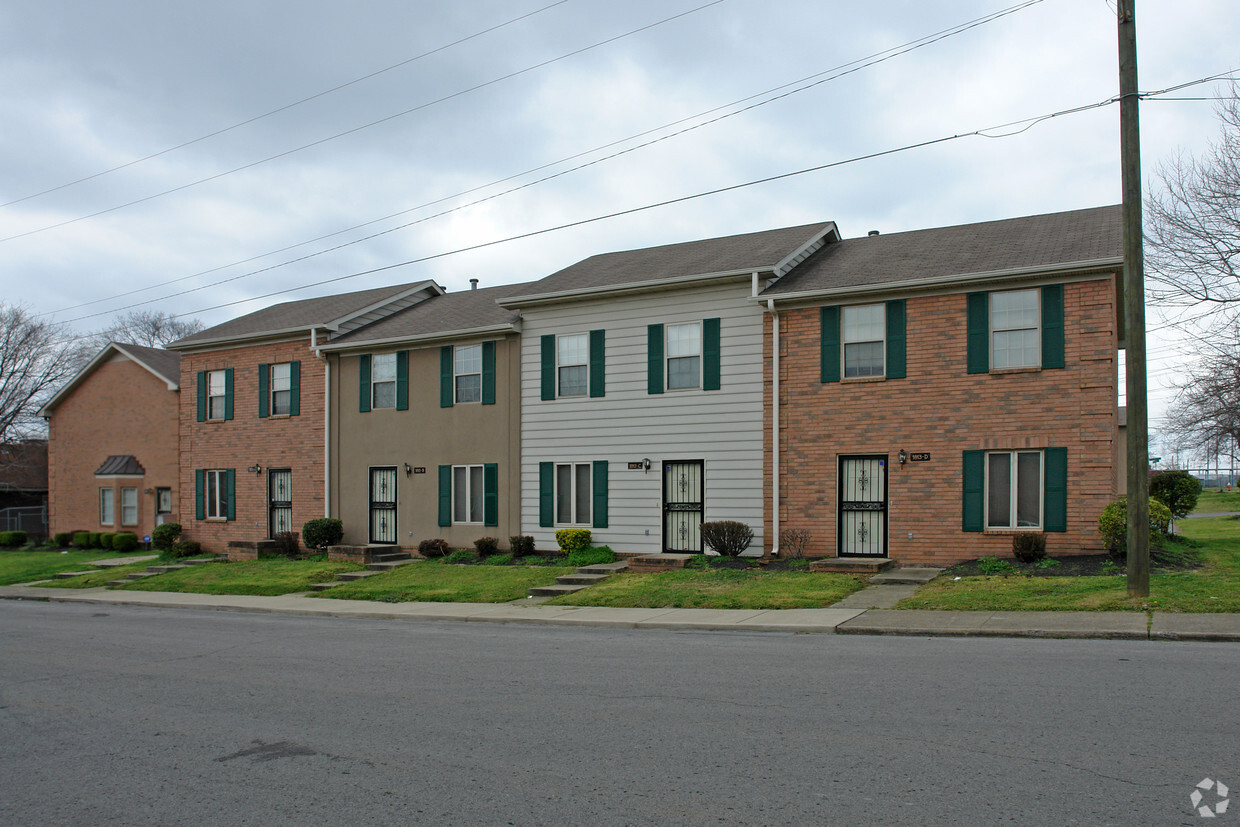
[
  {"xmin": 155, "ymin": 487, "xmax": 172, "ymax": 526},
  {"xmin": 663, "ymin": 460, "xmax": 704, "ymax": 552},
  {"xmin": 837, "ymin": 455, "xmax": 888, "ymax": 558},
  {"xmin": 268, "ymin": 469, "xmax": 292, "ymax": 537}
]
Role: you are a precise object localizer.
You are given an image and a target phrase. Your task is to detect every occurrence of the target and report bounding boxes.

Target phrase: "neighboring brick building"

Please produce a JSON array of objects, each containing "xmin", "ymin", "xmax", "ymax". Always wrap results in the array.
[
  {"xmin": 40, "ymin": 343, "xmax": 181, "ymax": 541},
  {"xmin": 759, "ymin": 206, "xmax": 1123, "ymax": 566},
  {"xmin": 167, "ymin": 280, "xmax": 443, "ymax": 558}
]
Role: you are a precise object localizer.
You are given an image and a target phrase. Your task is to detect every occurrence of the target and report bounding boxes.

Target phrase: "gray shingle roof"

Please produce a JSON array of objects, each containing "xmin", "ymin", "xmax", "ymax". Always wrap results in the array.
[
  {"xmin": 325, "ymin": 282, "xmax": 531, "ymax": 348},
  {"xmin": 114, "ymin": 343, "xmax": 181, "ymax": 386},
  {"xmin": 763, "ymin": 205, "xmax": 1122, "ymax": 297},
  {"xmin": 95, "ymin": 455, "xmax": 145, "ymax": 476},
  {"xmin": 505, "ymin": 222, "xmax": 836, "ymax": 301},
  {"xmin": 169, "ymin": 280, "xmax": 437, "ymax": 347}
]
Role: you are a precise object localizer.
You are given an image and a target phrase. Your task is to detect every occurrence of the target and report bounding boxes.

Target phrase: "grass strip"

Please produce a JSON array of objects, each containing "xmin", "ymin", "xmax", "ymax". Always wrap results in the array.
[
  {"xmin": 315, "ymin": 559, "xmax": 575, "ymax": 603},
  {"xmin": 0, "ymin": 551, "xmax": 140, "ymax": 586},
  {"xmin": 117, "ymin": 557, "xmax": 362, "ymax": 596},
  {"xmin": 546, "ymin": 569, "xmax": 869, "ymax": 610},
  {"xmin": 43, "ymin": 561, "xmax": 157, "ymax": 588}
]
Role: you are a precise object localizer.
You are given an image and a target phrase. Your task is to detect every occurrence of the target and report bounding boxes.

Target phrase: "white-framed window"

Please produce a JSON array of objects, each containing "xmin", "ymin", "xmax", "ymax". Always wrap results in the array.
[
  {"xmin": 557, "ymin": 334, "xmax": 588, "ymax": 397},
  {"xmin": 455, "ymin": 345, "xmax": 482, "ymax": 404},
  {"xmin": 842, "ymin": 304, "xmax": 885, "ymax": 378},
  {"xmin": 452, "ymin": 465, "xmax": 485, "ymax": 524},
  {"xmin": 371, "ymin": 353, "xmax": 397, "ymax": 409},
  {"xmin": 99, "ymin": 488, "xmax": 114, "ymax": 525},
  {"xmin": 207, "ymin": 370, "xmax": 228, "ymax": 420},
  {"xmin": 555, "ymin": 463, "xmax": 592, "ymax": 525},
  {"xmin": 205, "ymin": 469, "xmax": 229, "ymax": 520},
  {"xmin": 270, "ymin": 362, "xmax": 292, "ymax": 416},
  {"xmin": 991, "ymin": 289, "xmax": 1040, "ymax": 369},
  {"xmin": 120, "ymin": 487, "xmax": 138, "ymax": 526},
  {"xmin": 986, "ymin": 450, "xmax": 1043, "ymax": 529},
  {"xmin": 666, "ymin": 322, "xmax": 701, "ymax": 390}
]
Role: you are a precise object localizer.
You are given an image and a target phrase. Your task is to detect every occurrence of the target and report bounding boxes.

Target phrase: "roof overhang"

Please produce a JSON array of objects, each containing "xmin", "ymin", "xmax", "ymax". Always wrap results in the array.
[
  {"xmin": 318, "ymin": 322, "xmax": 521, "ymax": 354},
  {"xmin": 164, "ymin": 327, "xmax": 320, "ymax": 352},
  {"xmin": 498, "ymin": 269, "xmax": 768, "ymax": 309},
  {"xmin": 39, "ymin": 343, "xmax": 178, "ymax": 417}
]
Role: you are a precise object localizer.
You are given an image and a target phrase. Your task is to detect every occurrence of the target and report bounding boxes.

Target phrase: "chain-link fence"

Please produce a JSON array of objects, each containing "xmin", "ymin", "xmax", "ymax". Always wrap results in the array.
[{"xmin": 0, "ymin": 506, "xmax": 47, "ymax": 538}]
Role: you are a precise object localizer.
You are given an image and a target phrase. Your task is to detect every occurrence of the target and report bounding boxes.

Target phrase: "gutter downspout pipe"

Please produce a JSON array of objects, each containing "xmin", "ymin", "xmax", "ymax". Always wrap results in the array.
[
  {"xmin": 312, "ymin": 328, "xmax": 330, "ymax": 518},
  {"xmin": 766, "ymin": 297, "xmax": 780, "ymax": 557}
]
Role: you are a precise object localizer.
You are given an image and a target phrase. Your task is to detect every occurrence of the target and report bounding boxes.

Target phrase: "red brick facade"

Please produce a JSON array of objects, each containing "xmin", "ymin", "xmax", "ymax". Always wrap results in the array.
[
  {"xmin": 47, "ymin": 356, "xmax": 179, "ymax": 540},
  {"xmin": 766, "ymin": 275, "xmax": 1119, "ymax": 567},
  {"xmin": 179, "ymin": 339, "xmax": 324, "ymax": 558}
]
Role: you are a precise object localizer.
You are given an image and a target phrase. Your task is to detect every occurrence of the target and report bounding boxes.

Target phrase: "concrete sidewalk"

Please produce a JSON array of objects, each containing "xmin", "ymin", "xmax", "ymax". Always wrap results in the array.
[{"xmin": 4, "ymin": 583, "xmax": 1240, "ymax": 641}]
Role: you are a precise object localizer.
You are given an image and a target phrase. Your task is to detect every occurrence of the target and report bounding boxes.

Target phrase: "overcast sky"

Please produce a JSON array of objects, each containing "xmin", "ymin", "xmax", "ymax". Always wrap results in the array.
[{"xmin": 2, "ymin": 0, "xmax": 1236, "ymax": 450}]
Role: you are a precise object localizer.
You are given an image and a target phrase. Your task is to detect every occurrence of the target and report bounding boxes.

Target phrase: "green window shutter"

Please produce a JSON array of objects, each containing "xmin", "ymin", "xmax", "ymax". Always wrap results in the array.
[
  {"xmin": 438, "ymin": 465, "xmax": 452, "ymax": 527},
  {"xmin": 703, "ymin": 317, "xmax": 721, "ymax": 391},
  {"xmin": 223, "ymin": 368, "xmax": 234, "ymax": 421},
  {"xmin": 540, "ymin": 335, "xmax": 556, "ymax": 401},
  {"xmin": 820, "ymin": 306, "xmax": 840, "ymax": 383},
  {"xmin": 1041, "ymin": 284, "xmax": 1065, "ymax": 370},
  {"xmin": 592, "ymin": 460, "xmax": 609, "ymax": 529},
  {"xmin": 194, "ymin": 469, "xmax": 205, "ymax": 520},
  {"xmin": 885, "ymin": 300, "xmax": 906, "ymax": 379},
  {"xmin": 258, "ymin": 363, "xmax": 269, "ymax": 418},
  {"xmin": 196, "ymin": 371, "xmax": 207, "ymax": 422},
  {"xmin": 647, "ymin": 324, "xmax": 664, "ymax": 395},
  {"xmin": 483, "ymin": 463, "xmax": 499, "ymax": 526},
  {"xmin": 1044, "ymin": 447, "xmax": 1068, "ymax": 532},
  {"xmin": 962, "ymin": 450, "xmax": 985, "ymax": 532},
  {"xmin": 358, "ymin": 355, "xmax": 371, "ymax": 413},
  {"xmin": 289, "ymin": 361, "xmax": 300, "ymax": 417},
  {"xmin": 966, "ymin": 292, "xmax": 990, "ymax": 374},
  {"xmin": 589, "ymin": 329, "xmax": 605, "ymax": 398},
  {"xmin": 482, "ymin": 341, "xmax": 496, "ymax": 405},
  {"xmin": 440, "ymin": 346, "xmax": 454, "ymax": 408},
  {"xmin": 539, "ymin": 462, "xmax": 554, "ymax": 527},
  {"xmin": 396, "ymin": 351, "xmax": 409, "ymax": 411},
  {"xmin": 225, "ymin": 469, "xmax": 236, "ymax": 521}
]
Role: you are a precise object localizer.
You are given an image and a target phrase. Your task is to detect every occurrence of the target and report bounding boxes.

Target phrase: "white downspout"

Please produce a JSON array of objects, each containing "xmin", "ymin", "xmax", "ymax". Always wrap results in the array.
[
  {"xmin": 312, "ymin": 329, "xmax": 331, "ymax": 518},
  {"xmin": 766, "ymin": 298, "xmax": 780, "ymax": 557}
]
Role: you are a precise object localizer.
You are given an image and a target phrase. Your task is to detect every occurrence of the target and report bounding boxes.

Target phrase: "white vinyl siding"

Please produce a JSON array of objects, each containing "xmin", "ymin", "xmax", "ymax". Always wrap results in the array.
[{"xmin": 519, "ymin": 281, "xmax": 764, "ymax": 555}]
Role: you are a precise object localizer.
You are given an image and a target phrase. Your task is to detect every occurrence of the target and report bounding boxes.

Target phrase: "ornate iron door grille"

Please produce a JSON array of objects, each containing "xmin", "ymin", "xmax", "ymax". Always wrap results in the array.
[
  {"xmin": 369, "ymin": 467, "xmax": 397, "ymax": 545},
  {"xmin": 837, "ymin": 456, "xmax": 888, "ymax": 558},
  {"xmin": 268, "ymin": 469, "xmax": 293, "ymax": 538},
  {"xmin": 663, "ymin": 460, "xmax": 704, "ymax": 552}
]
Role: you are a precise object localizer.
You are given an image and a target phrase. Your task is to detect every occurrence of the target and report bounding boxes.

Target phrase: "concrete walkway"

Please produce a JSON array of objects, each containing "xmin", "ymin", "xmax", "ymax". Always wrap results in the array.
[{"xmin": 4, "ymin": 582, "xmax": 1240, "ymax": 641}]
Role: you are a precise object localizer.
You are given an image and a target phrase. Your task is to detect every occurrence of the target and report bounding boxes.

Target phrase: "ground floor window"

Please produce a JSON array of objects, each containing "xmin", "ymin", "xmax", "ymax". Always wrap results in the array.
[
  {"xmin": 99, "ymin": 488, "xmax": 114, "ymax": 525},
  {"xmin": 986, "ymin": 451, "xmax": 1043, "ymax": 529},
  {"xmin": 369, "ymin": 467, "xmax": 397, "ymax": 544},
  {"xmin": 539, "ymin": 461, "xmax": 608, "ymax": 529},
  {"xmin": 205, "ymin": 470, "xmax": 229, "ymax": 520},
  {"xmin": 452, "ymin": 465, "xmax": 484, "ymax": 524},
  {"xmin": 556, "ymin": 463, "xmax": 592, "ymax": 525},
  {"xmin": 120, "ymin": 487, "xmax": 138, "ymax": 526}
]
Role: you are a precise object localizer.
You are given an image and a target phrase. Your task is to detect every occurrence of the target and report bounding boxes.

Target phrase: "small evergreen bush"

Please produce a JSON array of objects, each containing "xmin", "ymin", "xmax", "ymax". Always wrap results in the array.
[
  {"xmin": 268, "ymin": 531, "xmax": 301, "ymax": 558},
  {"xmin": 53, "ymin": 532, "xmax": 74, "ymax": 547},
  {"xmin": 151, "ymin": 522, "xmax": 182, "ymax": 551},
  {"xmin": 1149, "ymin": 470, "xmax": 1203, "ymax": 521},
  {"xmin": 700, "ymin": 521, "xmax": 754, "ymax": 557},
  {"xmin": 112, "ymin": 533, "xmax": 139, "ymax": 552},
  {"xmin": 508, "ymin": 535, "xmax": 535, "ymax": 557},
  {"xmin": 99, "ymin": 532, "xmax": 116, "ymax": 550},
  {"xmin": 555, "ymin": 529, "xmax": 592, "ymax": 552},
  {"xmin": 1011, "ymin": 532, "xmax": 1047, "ymax": 563},
  {"xmin": 171, "ymin": 540, "xmax": 202, "ymax": 558},
  {"xmin": 418, "ymin": 538, "xmax": 450, "ymax": 558},
  {"xmin": 1099, "ymin": 496, "xmax": 1172, "ymax": 557},
  {"xmin": 566, "ymin": 546, "xmax": 616, "ymax": 568},
  {"xmin": 302, "ymin": 518, "xmax": 344, "ymax": 550},
  {"xmin": 0, "ymin": 531, "xmax": 27, "ymax": 547},
  {"xmin": 73, "ymin": 531, "xmax": 90, "ymax": 548},
  {"xmin": 474, "ymin": 537, "xmax": 500, "ymax": 557},
  {"xmin": 978, "ymin": 556, "xmax": 1019, "ymax": 576},
  {"xmin": 87, "ymin": 533, "xmax": 102, "ymax": 549}
]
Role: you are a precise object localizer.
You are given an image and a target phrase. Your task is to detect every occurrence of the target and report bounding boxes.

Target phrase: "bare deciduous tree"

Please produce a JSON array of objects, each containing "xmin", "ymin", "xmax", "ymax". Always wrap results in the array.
[
  {"xmin": 1162, "ymin": 333, "xmax": 1240, "ymax": 460},
  {"xmin": 0, "ymin": 303, "xmax": 87, "ymax": 442},
  {"xmin": 89, "ymin": 309, "xmax": 204, "ymax": 350}
]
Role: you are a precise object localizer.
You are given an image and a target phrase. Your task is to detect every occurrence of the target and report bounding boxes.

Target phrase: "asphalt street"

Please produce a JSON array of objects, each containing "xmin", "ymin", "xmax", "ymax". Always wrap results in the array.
[{"xmin": 1, "ymin": 600, "xmax": 1236, "ymax": 825}]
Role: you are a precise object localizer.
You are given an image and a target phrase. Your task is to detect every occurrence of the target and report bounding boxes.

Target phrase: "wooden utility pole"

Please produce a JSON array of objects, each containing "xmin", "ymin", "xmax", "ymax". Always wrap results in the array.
[{"xmin": 1118, "ymin": 0, "xmax": 1150, "ymax": 596}]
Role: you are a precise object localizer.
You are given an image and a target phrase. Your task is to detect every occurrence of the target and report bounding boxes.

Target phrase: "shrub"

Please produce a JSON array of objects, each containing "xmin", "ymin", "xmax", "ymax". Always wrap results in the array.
[
  {"xmin": 418, "ymin": 538, "xmax": 450, "ymax": 558},
  {"xmin": 151, "ymin": 522, "xmax": 182, "ymax": 551},
  {"xmin": 87, "ymin": 533, "xmax": 102, "ymax": 549},
  {"xmin": 685, "ymin": 554, "xmax": 710, "ymax": 570},
  {"xmin": 53, "ymin": 532, "xmax": 74, "ymax": 547},
  {"xmin": 73, "ymin": 532, "xmax": 90, "ymax": 548},
  {"xmin": 112, "ymin": 533, "xmax": 139, "ymax": 552},
  {"xmin": 555, "ymin": 529, "xmax": 592, "ymax": 552},
  {"xmin": 1149, "ymin": 470, "xmax": 1203, "ymax": 521},
  {"xmin": 781, "ymin": 528, "xmax": 811, "ymax": 559},
  {"xmin": 508, "ymin": 535, "xmax": 536, "ymax": 557},
  {"xmin": 302, "ymin": 518, "xmax": 344, "ymax": 550},
  {"xmin": 99, "ymin": 532, "xmax": 116, "ymax": 550},
  {"xmin": 1098, "ymin": 496, "xmax": 1173, "ymax": 557},
  {"xmin": 474, "ymin": 537, "xmax": 500, "ymax": 557},
  {"xmin": 445, "ymin": 549, "xmax": 477, "ymax": 564},
  {"xmin": 700, "ymin": 521, "xmax": 754, "ymax": 557},
  {"xmin": 978, "ymin": 556, "xmax": 1019, "ymax": 576},
  {"xmin": 0, "ymin": 531, "xmax": 28, "ymax": 547},
  {"xmin": 1011, "ymin": 532, "xmax": 1047, "ymax": 563},
  {"xmin": 566, "ymin": 546, "xmax": 616, "ymax": 568},
  {"xmin": 170, "ymin": 540, "xmax": 202, "ymax": 558},
  {"xmin": 267, "ymin": 531, "xmax": 301, "ymax": 559}
]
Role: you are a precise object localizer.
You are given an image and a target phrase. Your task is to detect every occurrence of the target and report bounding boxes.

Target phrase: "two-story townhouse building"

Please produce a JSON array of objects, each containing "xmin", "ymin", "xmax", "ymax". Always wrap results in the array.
[
  {"xmin": 759, "ymin": 205, "xmax": 1123, "ymax": 567},
  {"xmin": 40, "ymin": 342, "xmax": 181, "ymax": 541},
  {"xmin": 498, "ymin": 223, "xmax": 838, "ymax": 555},
  {"xmin": 319, "ymin": 283, "xmax": 528, "ymax": 551},
  {"xmin": 166, "ymin": 280, "xmax": 443, "ymax": 558}
]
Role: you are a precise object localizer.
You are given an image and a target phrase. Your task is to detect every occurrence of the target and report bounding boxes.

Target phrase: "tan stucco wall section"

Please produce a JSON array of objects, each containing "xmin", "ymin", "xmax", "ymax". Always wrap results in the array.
[{"xmin": 328, "ymin": 334, "xmax": 521, "ymax": 550}]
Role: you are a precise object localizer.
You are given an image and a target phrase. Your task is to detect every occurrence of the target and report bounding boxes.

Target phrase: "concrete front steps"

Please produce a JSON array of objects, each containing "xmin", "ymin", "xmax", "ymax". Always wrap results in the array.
[
  {"xmin": 808, "ymin": 557, "xmax": 894, "ymax": 574},
  {"xmin": 528, "ymin": 560, "xmax": 628, "ymax": 597},
  {"xmin": 310, "ymin": 551, "xmax": 413, "ymax": 591},
  {"xmin": 104, "ymin": 556, "xmax": 225, "ymax": 586}
]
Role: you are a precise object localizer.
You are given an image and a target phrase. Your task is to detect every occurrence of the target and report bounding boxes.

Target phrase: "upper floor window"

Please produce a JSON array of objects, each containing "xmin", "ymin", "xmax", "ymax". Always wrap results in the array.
[
  {"xmin": 454, "ymin": 345, "xmax": 482, "ymax": 404},
  {"xmin": 270, "ymin": 363, "xmax": 292, "ymax": 415},
  {"xmin": 557, "ymin": 334, "xmax": 588, "ymax": 397},
  {"xmin": 842, "ymin": 304, "xmax": 885, "ymax": 378},
  {"xmin": 207, "ymin": 370, "xmax": 228, "ymax": 420},
  {"xmin": 372, "ymin": 353, "xmax": 397, "ymax": 409},
  {"xmin": 666, "ymin": 323, "xmax": 701, "ymax": 390},
  {"xmin": 990, "ymin": 289, "xmax": 1040, "ymax": 369}
]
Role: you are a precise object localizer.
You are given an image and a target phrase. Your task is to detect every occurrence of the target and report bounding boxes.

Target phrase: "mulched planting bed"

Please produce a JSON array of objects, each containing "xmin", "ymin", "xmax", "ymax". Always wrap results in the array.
[{"xmin": 944, "ymin": 546, "xmax": 1203, "ymax": 578}]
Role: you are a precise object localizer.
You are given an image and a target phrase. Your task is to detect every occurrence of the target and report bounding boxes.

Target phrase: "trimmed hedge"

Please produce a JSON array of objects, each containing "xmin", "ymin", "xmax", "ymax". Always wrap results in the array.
[
  {"xmin": 701, "ymin": 521, "xmax": 754, "ymax": 557},
  {"xmin": 112, "ymin": 533, "xmax": 139, "ymax": 552},
  {"xmin": 1099, "ymin": 496, "xmax": 1173, "ymax": 556},
  {"xmin": 151, "ymin": 522, "xmax": 182, "ymax": 551},
  {"xmin": 73, "ymin": 531, "xmax": 90, "ymax": 548},
  {"xmin": 100, "ymin": 532, "xmax": 116, "ymax": 550},
  {"xmin": 53, "ymin": 532, "xmax": 74, "ymax": 547},
  {"xmin": 554, "ymin": 529, "xmax": 592, "ymax": 552},
  {"xmin": 0, "ymin": 531, "xmax": 28, "ymax": 547},
  {"xmin": 508, "ymin": 535, "xmax": 535, "ymax": 557},
  {"xmin": 302, "ymin": 518, "xmax": 344, "ymax": 550}
]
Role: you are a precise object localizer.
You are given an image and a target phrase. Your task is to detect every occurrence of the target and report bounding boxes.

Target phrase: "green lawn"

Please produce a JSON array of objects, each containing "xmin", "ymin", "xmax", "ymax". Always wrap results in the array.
[
  {"xmin": 0, "ymin": 550, "xmax": 140, "ymax": 586},
  {"xmin": 315, "ymin": 559, "xmax": 575, "ymax": 603},
  {"xmin": 897, "ymin": 515, "xmax": 1240, "ymax": 613},
  {"xmin": 1196, "ymin": 490, "xmax": 1240, "ymax": 512},
  {"xmin": 546, "ymin": 569, "xmax": 869, "ymax": 610},
  {"xmin": 117, "ymin": 557, "xmax": 362, "ymax": 596},
  {"xmin": 43, "ymin": 560, "xmax": 156, "ymax": 588}
]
